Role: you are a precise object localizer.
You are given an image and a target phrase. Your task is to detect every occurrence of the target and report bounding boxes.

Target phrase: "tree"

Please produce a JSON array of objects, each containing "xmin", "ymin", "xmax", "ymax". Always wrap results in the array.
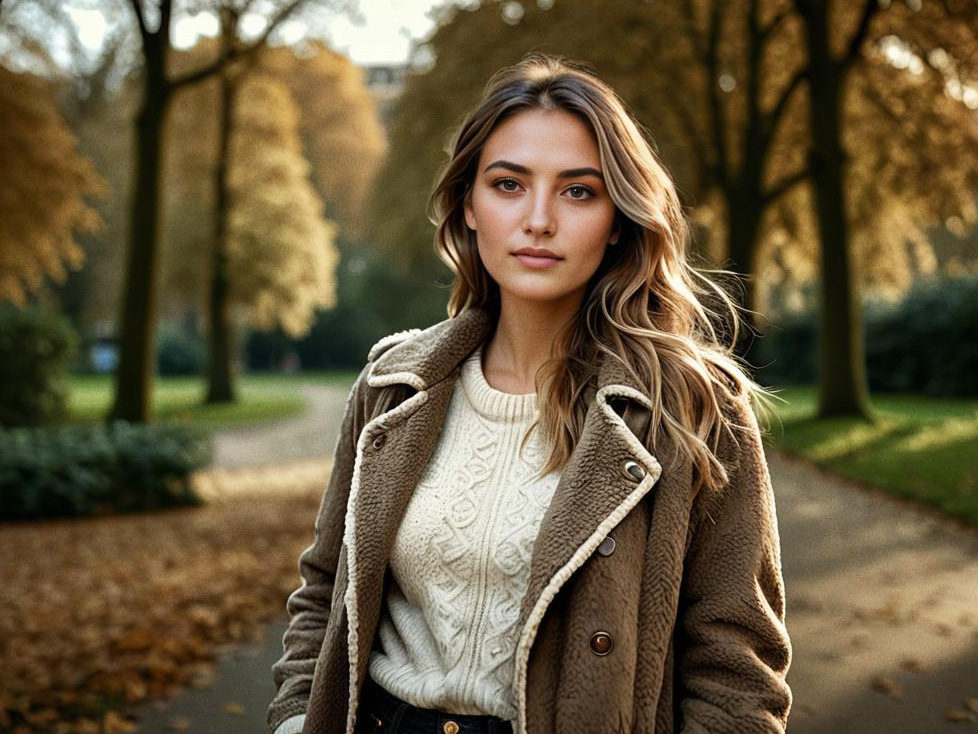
[
  {"xmin": 227, "ymin": 74, "xmax": 340, "ymax": 336},
  {"xmin": 163, "ymin": 36, "xmax": 383, "ymax": 400},
  {"xmin": 0, "ymin": 63, "xmax": 105, "ymax": 305},
  {"xmin": 791, "ymin": 0, "xmax": 880, "ymax": 417},
  {"xmin": 109, "ymin": 0, "xmax": 310, "ymax": 423}
]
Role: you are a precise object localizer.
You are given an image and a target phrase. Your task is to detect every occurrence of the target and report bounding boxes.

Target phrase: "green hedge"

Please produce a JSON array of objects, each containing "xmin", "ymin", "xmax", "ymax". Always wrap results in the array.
[
  {"xmin": 757, "ymin": 275, "xmax": 978, "ymax": 395},
  {"xmin": 0, "ymin": 303, "xmax": 79, "ymax": 427},
  {"xmin": 157, "ymin": 322, "xmax": 206, "ymax": 376},
  {"xmin": 0, "ymin": 422, "xmax": 213, "ymax": 521}
]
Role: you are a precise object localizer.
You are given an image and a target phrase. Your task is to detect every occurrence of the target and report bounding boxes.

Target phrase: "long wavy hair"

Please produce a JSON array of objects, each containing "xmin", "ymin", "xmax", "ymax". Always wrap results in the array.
[{"xmin": 428, "ymin": 52, "xmax": 778, "ymax": 496}]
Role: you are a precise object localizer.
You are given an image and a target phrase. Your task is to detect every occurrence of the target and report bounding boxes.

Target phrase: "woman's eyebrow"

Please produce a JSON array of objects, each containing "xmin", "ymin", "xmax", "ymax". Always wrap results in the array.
[{"xmin": 483, "ymin": 159, "xmax": 604, "ymax": 181}]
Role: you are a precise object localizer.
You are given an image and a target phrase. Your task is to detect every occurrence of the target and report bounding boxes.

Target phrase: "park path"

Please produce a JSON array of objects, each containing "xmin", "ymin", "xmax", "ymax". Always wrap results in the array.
[
  {"xmin": 127, "ymin": 386, "xmax": 978, "ymax": 733},
  {"xmin": 211, "ymin": 384, "xmax": 351, "ymax": 469}
]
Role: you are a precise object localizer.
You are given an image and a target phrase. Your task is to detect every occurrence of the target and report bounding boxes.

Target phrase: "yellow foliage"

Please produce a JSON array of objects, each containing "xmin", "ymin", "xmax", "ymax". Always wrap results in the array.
[
  {"xmin": 228, "ymin": 73, "xmax": 340, "ymax": 337},
  {"xmin": 0, "ymin": 64, "xmax": 106, "ymax": 305},
  {"xmin": 162, "ymin": 40, "xmax": 384, "ymax": 336}
]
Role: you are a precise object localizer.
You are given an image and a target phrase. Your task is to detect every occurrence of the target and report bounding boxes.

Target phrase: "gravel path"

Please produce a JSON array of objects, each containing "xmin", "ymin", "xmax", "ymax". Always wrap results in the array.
[
  {"xmin": 127, "ymin": 390, "xmax": 978, "ymax": 733},
  {"xmin": 212, "ymin": 384, "xmax": 351, "ymax": 469},
  {"xmin": 776, "ymin": 450, "xmax": 978, "ymax": 732}
]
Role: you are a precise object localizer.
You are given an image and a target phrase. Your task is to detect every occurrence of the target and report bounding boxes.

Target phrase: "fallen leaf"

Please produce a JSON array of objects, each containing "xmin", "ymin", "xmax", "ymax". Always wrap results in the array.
[
  {"xmin": 900, "ymin": 657, "xmax": 928, "ymax": 674},
  {"xmin": 870, "ymin": 675, "xmax": 903, "ymax": 699},
  {"xmin": 965, "ymin": 698, "xmax": 978, "ymax": 714},
  {"xmin": 103, "ymin": 710, "xmax": 138, "ymax": 733},
  {"xmin": 0, "ymin": 468, "xmax": 326, "ymax": 732},
  {"xmin": 167, "ymin": 716, "xmax": 191, "ymax": 730},
  {"xmin": 222, "ymin": 701, "xmax": 245, "ymax": 715},
  {"xmin": 944, "ymin": 709, "xmax": 977, "ymax": 722}
]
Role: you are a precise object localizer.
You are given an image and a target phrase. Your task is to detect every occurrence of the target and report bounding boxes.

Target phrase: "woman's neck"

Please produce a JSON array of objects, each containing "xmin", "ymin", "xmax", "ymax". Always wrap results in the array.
[{"xmin": 481, "ymin": 294, "xmax": 580, "ymax": 394}]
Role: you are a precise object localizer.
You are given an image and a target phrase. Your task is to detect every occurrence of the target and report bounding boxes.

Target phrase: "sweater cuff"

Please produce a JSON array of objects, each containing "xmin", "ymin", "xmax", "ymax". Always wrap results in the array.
[{"xmin": 273, "ymin": 713, "xmax": 306, "ymax": 734}]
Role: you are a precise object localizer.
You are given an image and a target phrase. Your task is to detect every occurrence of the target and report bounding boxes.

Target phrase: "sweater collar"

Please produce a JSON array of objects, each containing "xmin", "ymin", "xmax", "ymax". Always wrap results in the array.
[{"xmin": 460, "ymin": 343, "xmax": 538, "ymax": 422}]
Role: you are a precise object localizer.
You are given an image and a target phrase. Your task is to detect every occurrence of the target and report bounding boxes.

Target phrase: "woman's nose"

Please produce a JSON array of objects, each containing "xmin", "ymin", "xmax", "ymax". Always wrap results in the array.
[{"xmin": 523, "ymin": 191, "xmax": 556, "ymax": 237}]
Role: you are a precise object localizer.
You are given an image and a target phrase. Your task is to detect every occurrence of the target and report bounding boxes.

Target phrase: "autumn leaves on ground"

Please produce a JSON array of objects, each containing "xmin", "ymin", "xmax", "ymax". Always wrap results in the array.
[{"xmin": 0, "ymin": 461, "xmax": 331, "ymax": 734}]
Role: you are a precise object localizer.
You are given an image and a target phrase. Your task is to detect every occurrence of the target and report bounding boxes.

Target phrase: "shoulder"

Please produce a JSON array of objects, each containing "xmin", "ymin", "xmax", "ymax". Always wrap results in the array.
[
  {"xmin": 342, "ymin": 328, "xmax": 424, "ymax": 425},
  {"xmin": 366, "ymin": 327, "xmax": 424, "ymax": 362}
]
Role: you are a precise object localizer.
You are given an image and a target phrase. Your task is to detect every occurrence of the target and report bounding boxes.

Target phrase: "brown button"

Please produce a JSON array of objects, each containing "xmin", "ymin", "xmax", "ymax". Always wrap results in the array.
[
  {"xmin": 589, "ymin": 630, "xmax": 614, "ymax": 655},
  {"xmin": 442, "ymin": 722, "xmax": 460, "ymax": 734},
  {"xmin": 371, "ymin": 433, "xmax": 387, "ymax": 450},
  {"xmin": 597, "ymin": 535, "xmax": 616, "ymax": 557}
]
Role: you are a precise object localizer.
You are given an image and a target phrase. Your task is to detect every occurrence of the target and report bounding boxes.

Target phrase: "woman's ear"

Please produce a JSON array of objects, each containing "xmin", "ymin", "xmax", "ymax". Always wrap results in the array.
[{"xmin": 464, "ymin": 187, "xmax": 477, "ymax": 231}]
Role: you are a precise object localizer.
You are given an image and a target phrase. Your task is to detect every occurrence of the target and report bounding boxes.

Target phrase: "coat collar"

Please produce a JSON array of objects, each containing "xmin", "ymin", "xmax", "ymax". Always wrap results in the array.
[{"xmin": 366, "ymin": 303, "xmax": 650, "ymax": 400}]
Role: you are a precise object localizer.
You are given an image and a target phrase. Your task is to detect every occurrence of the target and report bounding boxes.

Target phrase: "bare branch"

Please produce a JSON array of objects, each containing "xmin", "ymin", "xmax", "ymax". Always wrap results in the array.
[
  {"xmin": 128, "ymin": 0, "xmax": 149, "ymax": 43},
  {"xmin": 167, "ymin": 0, "xmax": 305, "ymax": 92},
  {"xmin": 762, "ymin": 65, "xmax": 808, "ymax": 141},
  {"xmin": 840, "ymin": 0, "xmax": 884, "ymax": 74},
  {"xmin": 679, "ymin": 0, "xmax": 706, "ymax": 60},
  {"xmin": 762, "ymin": 164, "xmax": 811, "ymax": 206},
  {"xmin": 705, "ymin": 0, "xmax": 730, "ymax": 190},
  {"xmin": 758, "ymin": 7, "xmax": 792, "ymax": 44}
]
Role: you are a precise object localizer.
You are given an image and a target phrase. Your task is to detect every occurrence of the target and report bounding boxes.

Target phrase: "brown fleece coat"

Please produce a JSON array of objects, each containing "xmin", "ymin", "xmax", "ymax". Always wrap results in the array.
[{"xmin": 266, "ymin": 305, "xmax": 792, "ymax": 734}]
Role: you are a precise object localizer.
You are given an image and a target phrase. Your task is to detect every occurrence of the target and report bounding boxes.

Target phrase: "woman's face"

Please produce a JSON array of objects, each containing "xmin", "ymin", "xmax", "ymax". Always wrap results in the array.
[{"xmin": 464, "ymin": 107, "xmax": 619, "ymax": 312}]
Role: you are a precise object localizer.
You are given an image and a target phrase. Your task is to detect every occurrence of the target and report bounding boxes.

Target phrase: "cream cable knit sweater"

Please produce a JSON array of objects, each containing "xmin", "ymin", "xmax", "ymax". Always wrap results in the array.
[
  {"xmin": 367, "ymin": 343, "xmax": 561, "ymax": 722},
  {"xmin": 274, "ymin": 344, "xmax": 561, "ymax": 734}
]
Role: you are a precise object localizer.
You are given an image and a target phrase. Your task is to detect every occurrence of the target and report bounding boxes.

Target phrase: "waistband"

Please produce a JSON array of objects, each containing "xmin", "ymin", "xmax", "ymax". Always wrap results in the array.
[{"xmin": 360, "ymin": 674, "xmax": 514, "ymax": 734}]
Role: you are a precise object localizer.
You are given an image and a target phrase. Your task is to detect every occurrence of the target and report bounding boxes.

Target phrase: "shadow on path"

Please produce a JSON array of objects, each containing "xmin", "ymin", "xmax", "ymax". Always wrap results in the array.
[{"xmin": 127, "ymin": 618, "xmax": 289, "ymax": 733}]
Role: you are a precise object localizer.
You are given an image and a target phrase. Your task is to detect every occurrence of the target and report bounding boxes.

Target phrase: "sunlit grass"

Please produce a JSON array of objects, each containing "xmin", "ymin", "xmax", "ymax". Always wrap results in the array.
[
  {"xmin": 762, "ymin": 386, "xmax": 978, "ymax": 527},
  {"xmin": 68, "ymin": 371, "xmax": 359, "ymax": 430}
]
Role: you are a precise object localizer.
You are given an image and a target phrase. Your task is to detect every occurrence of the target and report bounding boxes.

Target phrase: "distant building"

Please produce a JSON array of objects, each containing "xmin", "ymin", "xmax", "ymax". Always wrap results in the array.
[{"xmin": 359, "ymin": 63, "xmax": 408, "ymax": 125}]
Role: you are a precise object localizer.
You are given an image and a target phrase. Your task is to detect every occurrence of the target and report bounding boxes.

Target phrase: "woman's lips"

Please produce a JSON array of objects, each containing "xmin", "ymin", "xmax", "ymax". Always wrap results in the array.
[{"xmin": 513, "ymin": 253, "xmax": 562, "ymax": 268}]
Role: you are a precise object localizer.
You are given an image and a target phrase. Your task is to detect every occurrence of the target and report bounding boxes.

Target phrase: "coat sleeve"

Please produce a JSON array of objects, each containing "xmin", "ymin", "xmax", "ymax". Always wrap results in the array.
[
  {"xmin": 676, "ymin": 390, "xmax": 793, "ymax": 733},
  {"xmin": 266, "ymin": 360, "xmax": 372, "ymax": 734}
]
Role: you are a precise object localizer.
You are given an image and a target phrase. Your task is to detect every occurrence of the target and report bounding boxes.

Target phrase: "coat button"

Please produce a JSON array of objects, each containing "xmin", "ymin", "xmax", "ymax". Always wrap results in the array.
[
  {"xmin": 589, "ymin": 630, "xmax": 614, "ymax": 655},
  {"xmin": 371, "ymin": 433, "xmax": 387, "ymax": 450},
  {"xmin": 623, "ymin": 460, "xmax": 645, "ymax": 482},
  {"xmin": 442, "ymin": 721, "xmax": 460, "ymax": 734},
  {"xmin": 597, "ymin": 535, "xmax": 616, "ymax": 556}
]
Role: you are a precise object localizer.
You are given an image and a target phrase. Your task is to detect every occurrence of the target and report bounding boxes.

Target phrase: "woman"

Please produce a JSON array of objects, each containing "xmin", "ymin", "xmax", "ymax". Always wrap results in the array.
[{"xmin": 267, "ymin": 52, "xmax": 792, "ymax": 734}]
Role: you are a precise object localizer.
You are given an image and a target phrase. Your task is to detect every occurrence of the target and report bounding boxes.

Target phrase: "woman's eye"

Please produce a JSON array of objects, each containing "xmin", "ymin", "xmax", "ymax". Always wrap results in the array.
[
  {"xmin": 567, "ymin": 185, "xmax": 594, "ymax": 199},
  {"xmin": 492, "ymin": 179, "xmax": 594, "ymax": 199},
  {"xmin": 495, "ymin": 178, "xmax": 522, "ymax": 192}
]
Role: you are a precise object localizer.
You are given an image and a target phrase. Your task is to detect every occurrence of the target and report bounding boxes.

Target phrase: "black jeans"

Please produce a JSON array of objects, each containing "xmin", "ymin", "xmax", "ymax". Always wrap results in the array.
[{"xmin": 355, "ymin": 674, "xmax": 514, "ymax": 734}]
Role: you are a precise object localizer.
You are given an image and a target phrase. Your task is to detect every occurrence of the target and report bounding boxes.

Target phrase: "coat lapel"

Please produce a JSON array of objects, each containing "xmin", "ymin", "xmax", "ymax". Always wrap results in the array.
[
  {"xmin": 510, "ymin": 361, "xmax": 663, "ymax": 734},
  {"xmin": 342, "ymin": 305, "xmax": 663, "ymax": 734}
]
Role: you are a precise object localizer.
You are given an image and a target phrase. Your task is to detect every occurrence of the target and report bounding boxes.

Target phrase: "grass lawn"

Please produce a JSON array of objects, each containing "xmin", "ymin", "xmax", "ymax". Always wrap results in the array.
[
  {"xmin": 761, "ymin": 385, "xmax": 978, "ymax": 527},
  {"xmin": 69, "ymin": 371, "xmax": 360, "ymax": 430}
]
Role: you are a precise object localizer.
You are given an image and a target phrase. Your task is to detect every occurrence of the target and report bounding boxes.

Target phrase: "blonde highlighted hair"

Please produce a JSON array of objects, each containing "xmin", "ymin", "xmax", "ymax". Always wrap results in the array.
[{"xmin": 428, "ymin": 52, "xmax": 778, "ymax": 495}]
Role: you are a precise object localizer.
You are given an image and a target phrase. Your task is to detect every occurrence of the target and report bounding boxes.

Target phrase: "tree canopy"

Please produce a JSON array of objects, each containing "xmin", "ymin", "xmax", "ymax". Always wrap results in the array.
[{"xmin": 0, "ymin": 64, "xmax": 105, "ymax": 305}]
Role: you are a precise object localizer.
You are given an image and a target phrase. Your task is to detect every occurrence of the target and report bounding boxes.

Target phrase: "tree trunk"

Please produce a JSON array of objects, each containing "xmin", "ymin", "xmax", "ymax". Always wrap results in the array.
[
  {"xmin": 108, "ymin": 36, "xmax": 170, "ymax": 423},
  {"xmin": 726, "ymin": 187, "xmax": 766, "ymax": 370},
  {"xmin": 796, "ymin": 0, "xmax": 873, "ymax": 419},
  {"xmin": 206, "ymin": 66, "xmax": 237, "ymax": 404}
]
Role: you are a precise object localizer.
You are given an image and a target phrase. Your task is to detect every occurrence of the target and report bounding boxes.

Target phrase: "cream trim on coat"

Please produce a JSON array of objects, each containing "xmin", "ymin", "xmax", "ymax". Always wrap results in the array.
[
  {"xmin": 342, "ymin": 379, "xmax": 430, "ymax": 734},
  {"xmin": 512, "ymin": 384, "xmax": 663, "ymax": 734}
]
